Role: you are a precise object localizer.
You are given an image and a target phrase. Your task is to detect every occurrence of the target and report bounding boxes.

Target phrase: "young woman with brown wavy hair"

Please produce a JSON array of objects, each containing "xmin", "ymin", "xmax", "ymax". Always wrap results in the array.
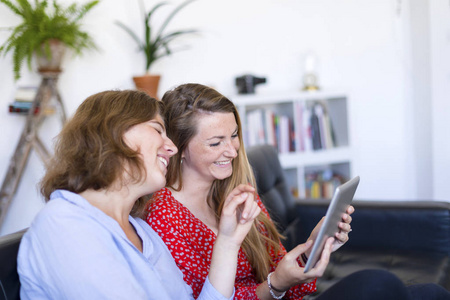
[{"xmin": 17, "ymin": 89, "xmax": 261, "ymax": 299}]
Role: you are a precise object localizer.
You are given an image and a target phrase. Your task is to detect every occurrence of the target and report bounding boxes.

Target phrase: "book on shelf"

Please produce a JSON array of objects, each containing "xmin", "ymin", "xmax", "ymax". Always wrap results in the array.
[
  {"xmin": 246, "ymin": 109, "xmax": 265, "ymax": 147},
  {"xmin": 278, "ymin": 115, "xmax": 290, "ymax": 153},
  {"xmin": 310, "ymin": 106, "xmax": 322, "ymax": 150},
  {"xmin": 313, "ymin": 102, "xmax": 336, "ymax": 150},
  {"xmin": 303, "ymin": 170, "xmax": 345, "ymax": 199},
  {"xmin": 264, "ymin": 110, "xmax": 277, "ymax": 148},
  {"xmin": 8, "ymin": 102, "xmax": 40, "ymax": 114},
  {"xmin": 244, "ymin": 101, "xmax": 337, "ymax": 153},
  {"xmin": 14, "ymin": 86, "xmax": 38, "ymax": 102},
  {"xmin": 8, "ymin": 102, "xmax": 56, "ymax": 115},
  {"xmin": 297, "ymin": 101, "xmax": 337, "ymax": 152},
  {"xmin": 301, "ymin": 102, "xmax": 313, "ymax": 151},
  {"xmin": 246, "ymin": 109, "xmax": 295, "ymax": 153}
]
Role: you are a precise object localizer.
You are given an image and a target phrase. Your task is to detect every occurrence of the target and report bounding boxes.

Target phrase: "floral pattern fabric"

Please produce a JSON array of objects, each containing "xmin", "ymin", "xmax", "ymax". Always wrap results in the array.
[{"xmin": 146, "ymin": 188, "xmax": 316, "ymax": 299}]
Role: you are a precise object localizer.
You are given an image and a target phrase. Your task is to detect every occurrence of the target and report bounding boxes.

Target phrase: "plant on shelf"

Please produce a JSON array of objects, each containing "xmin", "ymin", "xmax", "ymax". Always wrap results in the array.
[
  {"xmin": 115, "ymin": 0, "xmax": 198, "ymax": 98},
  {"xmin": 0, "ymin": 0, "xmax": 100, "ymax": 80}
]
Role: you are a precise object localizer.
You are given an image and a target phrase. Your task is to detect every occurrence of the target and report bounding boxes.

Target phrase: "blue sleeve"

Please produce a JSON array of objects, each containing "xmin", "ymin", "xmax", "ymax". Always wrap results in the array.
[
  {"xmin": 197, "ymin": 276, "xmax": 235, "ymax": 300},
  {"xmin": 18, "ymin": 207, "xmax": 148, "ymax": 299}
]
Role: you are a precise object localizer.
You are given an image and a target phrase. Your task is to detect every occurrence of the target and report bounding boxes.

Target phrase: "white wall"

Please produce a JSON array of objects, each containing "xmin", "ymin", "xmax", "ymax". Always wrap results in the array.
[
  {"xmin": 0, "ymin": 0, "xmax": 448, "ymax": 236},
  {"xmin": 430, "ymin": 0, "xmax": 450, "ymax": 200}
]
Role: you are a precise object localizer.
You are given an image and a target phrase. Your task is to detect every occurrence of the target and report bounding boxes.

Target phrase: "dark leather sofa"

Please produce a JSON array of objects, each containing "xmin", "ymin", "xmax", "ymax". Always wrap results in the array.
[
  {"xmin": 0, "ymin": 229, "xmax": 25, "ymax": 300},
  {"xmin": 246, "ymin": 144, "xmax": 450, "ymax": 298},
  {"xmin": 1, "ymin": 144, "xmax": 448, "ymax": 299}
]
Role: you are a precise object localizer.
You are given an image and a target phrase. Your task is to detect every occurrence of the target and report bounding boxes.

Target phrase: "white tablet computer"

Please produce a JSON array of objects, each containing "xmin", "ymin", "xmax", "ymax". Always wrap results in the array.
[{"xmin": 303, "ymin": 175, "xmax": 360, "ymax": 273}]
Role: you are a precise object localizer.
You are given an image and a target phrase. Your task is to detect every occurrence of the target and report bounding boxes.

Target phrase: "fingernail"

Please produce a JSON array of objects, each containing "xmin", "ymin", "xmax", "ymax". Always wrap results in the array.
[{"xmin": 241, "ymin": 192, "xmax": 248, "ymax": 199}]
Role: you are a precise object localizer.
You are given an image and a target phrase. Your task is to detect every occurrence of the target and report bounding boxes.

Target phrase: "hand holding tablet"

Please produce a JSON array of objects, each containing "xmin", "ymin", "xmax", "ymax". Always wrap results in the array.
[{"xmin": 303, "ymin": 176, "xmax": 360, "ymax": 273}]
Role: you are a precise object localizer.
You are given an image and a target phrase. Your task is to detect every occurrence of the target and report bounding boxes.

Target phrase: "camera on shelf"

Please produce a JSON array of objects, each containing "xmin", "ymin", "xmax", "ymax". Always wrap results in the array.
[{"xmin": 235, "ymin": 74, "xmax": 266, "ymax": 94}]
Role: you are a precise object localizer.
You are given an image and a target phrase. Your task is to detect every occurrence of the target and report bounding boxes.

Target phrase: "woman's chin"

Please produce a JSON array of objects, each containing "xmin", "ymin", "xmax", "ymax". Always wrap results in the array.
[
  {"xmin": 213, "ymin": 171, "xmax": 233, "ymax": 181},
  {"xmin": 147, "ymin": 176, "xmax": 167, "ymax": 193}
]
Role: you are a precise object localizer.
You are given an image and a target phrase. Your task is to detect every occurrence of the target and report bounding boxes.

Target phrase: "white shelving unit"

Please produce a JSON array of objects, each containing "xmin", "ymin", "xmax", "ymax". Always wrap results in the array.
[{"xmin": 231, "ymin": 90, "xmax": 352, "ymax": 199}]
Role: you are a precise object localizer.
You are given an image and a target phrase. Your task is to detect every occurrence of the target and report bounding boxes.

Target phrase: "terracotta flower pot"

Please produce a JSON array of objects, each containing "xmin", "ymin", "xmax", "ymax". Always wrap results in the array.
[{"xmin": 133, "ymin": 74, "xmax": 161, "ymax": 99}]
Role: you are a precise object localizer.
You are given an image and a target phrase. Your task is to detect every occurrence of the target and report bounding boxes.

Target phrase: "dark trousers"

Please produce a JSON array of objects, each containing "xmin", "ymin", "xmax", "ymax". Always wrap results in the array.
[{"xmin": 316, "ymin": 269, "xmax": 450, "ymax": 300}]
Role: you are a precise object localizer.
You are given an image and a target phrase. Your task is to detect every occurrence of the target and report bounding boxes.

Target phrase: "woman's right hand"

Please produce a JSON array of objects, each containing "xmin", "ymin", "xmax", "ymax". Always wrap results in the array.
[
  {"xmin": 217, "ymin": 184, "xmax": 261, "ymax": 248},
  {"xmin": 269, "ymin": 237, "xmax": 334, "ymax": 292}
]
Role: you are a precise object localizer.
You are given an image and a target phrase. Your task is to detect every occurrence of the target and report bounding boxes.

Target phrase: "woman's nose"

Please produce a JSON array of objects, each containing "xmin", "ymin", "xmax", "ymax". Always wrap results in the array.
[
  {"xmin": 225, "ymin": 140, "xmax": 238, "ymax": 157},
  {"xmin": 165, "ymin": 137, "xmax": 178, "ymax": 156}
]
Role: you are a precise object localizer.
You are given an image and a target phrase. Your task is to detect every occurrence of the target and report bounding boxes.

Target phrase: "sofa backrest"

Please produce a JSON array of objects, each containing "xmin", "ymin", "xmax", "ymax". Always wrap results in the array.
[
  {"xmin": 295, "ymin": 199, "xmax": 450, "ymax": 256},
  {"xmin": 246, "ymin": 144, "xmax": 450, "ymax": 257},
  {"xmin": 0, "ymin": 229, "xmax": 26, "ymax": 300},
  {"xmin": 246, "ymin": 144, "xmax": 297, "ymax": 232}
]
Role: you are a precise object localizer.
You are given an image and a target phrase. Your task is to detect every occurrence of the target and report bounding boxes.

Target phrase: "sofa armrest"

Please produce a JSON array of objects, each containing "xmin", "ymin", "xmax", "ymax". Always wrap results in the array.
[{"xmin": 0, "ymin": 229, "xmax": 27, "ymax": 300}]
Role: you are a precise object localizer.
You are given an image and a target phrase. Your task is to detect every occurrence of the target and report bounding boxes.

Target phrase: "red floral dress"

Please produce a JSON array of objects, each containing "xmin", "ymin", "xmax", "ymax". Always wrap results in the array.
[{"xmin": 146, "ymin": 188, "xmax": 317, "ymax": 299}]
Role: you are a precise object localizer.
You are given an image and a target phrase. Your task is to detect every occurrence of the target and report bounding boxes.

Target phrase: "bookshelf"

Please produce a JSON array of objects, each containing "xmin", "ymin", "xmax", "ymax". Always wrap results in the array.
[{"xmin": 232, "ymin": 90, "xmax": 352, "ymax": 200}]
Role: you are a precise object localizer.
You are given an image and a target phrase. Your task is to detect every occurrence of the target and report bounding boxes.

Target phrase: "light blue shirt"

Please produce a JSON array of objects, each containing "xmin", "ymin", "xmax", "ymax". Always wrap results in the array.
[{"xmin": 18, "ymin": 190, "xmax": 233, "ymax": 300}]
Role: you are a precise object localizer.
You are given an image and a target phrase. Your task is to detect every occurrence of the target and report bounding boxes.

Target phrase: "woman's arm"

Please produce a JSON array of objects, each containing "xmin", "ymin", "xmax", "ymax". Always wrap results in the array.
[
  {"xmin": 208, "ymin": 184, "xmax": 261, "ymax": 298},
  {"xmin": 147, "ymin": 186, "xmax": 259, "ymax": 300},
  {"xmin": 254, "ymin": 205, "xmax": 355, "ymax": 300}
]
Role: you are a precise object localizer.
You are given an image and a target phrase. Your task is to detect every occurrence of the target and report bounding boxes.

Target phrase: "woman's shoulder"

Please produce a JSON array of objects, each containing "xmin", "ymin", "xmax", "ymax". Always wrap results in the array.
[
  {"xmin": 148, "ymin": 188, "xmax": 178, "ymax": 212},
  {"xmin": 151, "ymin": 187, "xmax": 173, "ymax": 202},
  {"xmin": 146, "ymin": 188, "xmax": 186, "ymax": 225},
  {"xmin": 29, "ymin": 191, "xmax": 87, "ymax": 230}
]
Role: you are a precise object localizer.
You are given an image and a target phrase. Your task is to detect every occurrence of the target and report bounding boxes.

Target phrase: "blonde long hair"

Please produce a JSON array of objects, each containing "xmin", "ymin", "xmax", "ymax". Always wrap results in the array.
[{"xmin": 161, "ymin": 83, "xmax": 283, "ymax": 282}]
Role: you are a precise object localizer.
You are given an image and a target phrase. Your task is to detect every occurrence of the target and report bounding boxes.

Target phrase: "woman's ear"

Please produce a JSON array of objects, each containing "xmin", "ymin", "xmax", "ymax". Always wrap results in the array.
[{"xmin": 181, "ymin": 148, "xmax": 188, "ymax": 163}]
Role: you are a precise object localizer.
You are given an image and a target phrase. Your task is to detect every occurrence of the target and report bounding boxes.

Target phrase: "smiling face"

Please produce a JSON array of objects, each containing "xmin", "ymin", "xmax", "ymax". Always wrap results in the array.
[
  {"xmin": 123, "ymin": 114, "xmax": 178, "ymax": 194},
  {"xmin": 182, "ymin": 112, "xmax": 240, "ymax": 185}
]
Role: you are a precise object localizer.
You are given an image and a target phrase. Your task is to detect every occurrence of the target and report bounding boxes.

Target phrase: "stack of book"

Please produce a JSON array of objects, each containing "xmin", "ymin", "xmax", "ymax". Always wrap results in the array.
[
  {"xmin": 8, "ymin": 86, "xmax": 39, "ymax": 114},
  {"xmin": 304, "ymin": 170, "xmax": 345, "ymax": 199},
  {"xmin": 245, "ymin": 109, "xmax": 295, "ymax": 153},
  {"xmin": 295, "ymin": 101, "xmax": 336, "ymax": 152},
  {"xmin": 244, "ymin": 101, "xmax": 336, "ymax": 153}
]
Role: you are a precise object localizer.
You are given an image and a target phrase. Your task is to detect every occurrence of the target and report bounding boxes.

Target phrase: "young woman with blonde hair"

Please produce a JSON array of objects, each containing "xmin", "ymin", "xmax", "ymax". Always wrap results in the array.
[{"xmin": 146, "ymin": 83, "xmax": 353, "ymax": 299}]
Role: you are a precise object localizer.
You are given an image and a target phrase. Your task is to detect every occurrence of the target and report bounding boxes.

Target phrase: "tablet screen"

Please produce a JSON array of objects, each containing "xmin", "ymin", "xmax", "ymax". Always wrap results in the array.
[{"xmin": 303, "ymin": 175, "xmax": 360, "ymax": 273}]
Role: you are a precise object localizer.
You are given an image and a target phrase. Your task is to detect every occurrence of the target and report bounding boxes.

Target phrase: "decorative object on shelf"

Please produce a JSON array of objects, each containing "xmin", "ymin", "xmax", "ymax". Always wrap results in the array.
[
  {"xmin": 115, "ymin": 0, "xmax": 199, "ymax": 99},
  {"xmin": 302, "ymin": 54, "xmax": 320, "ymax": 91},
  {"xmin": 0, "ymin": 0, "xmax": 100, "ymax": 80},
  {"xmin": 235, "ymin": 74, "xmax": 267, "ymax": 94}
]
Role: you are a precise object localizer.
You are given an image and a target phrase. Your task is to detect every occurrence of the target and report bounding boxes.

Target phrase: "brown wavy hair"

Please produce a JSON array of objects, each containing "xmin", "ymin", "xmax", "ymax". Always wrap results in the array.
[
  {"xmin": 161, "ymin": 83, "xmax": 283, "ymax": 282},
  {"xmin": 40, "ymin": 90, "xmax": 163, "ymax": 217}
]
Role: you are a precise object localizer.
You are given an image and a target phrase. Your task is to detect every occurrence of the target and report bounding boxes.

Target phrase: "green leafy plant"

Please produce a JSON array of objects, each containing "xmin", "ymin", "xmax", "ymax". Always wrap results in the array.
[
  {"xmin": 115, "ymin": 0, "xmax": 198, "ymax": 73},
  {"xmin": 0, "ymin": 0, "xmax": 99, "ymax": 80}
]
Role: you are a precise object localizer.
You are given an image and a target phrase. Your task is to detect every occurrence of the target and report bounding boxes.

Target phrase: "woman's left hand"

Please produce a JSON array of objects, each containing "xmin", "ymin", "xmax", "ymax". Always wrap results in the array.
[
  {"xmin": 331, "ymin": 205, "xmax": 354, "ymax": 251},
  {"xmin": 307, "ymin": 205, "xmax": 355, "ymax": 254}
]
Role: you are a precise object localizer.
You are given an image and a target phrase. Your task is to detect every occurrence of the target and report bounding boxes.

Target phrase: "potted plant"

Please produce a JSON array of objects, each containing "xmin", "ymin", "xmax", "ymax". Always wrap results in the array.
[
  {"xmin": 115, "ymin": 0, "xmax": 198, "ymax": 98},
  {"xmin": 0, "ymin": 0, "xmax": 100, "ymax": 80}
]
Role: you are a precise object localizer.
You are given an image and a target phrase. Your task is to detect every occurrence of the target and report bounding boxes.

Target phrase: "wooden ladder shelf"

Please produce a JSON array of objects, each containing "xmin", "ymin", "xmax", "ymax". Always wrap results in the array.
[{"xmin": 0, "ymin": 71, "xmax": 66, "ymax": 228}]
